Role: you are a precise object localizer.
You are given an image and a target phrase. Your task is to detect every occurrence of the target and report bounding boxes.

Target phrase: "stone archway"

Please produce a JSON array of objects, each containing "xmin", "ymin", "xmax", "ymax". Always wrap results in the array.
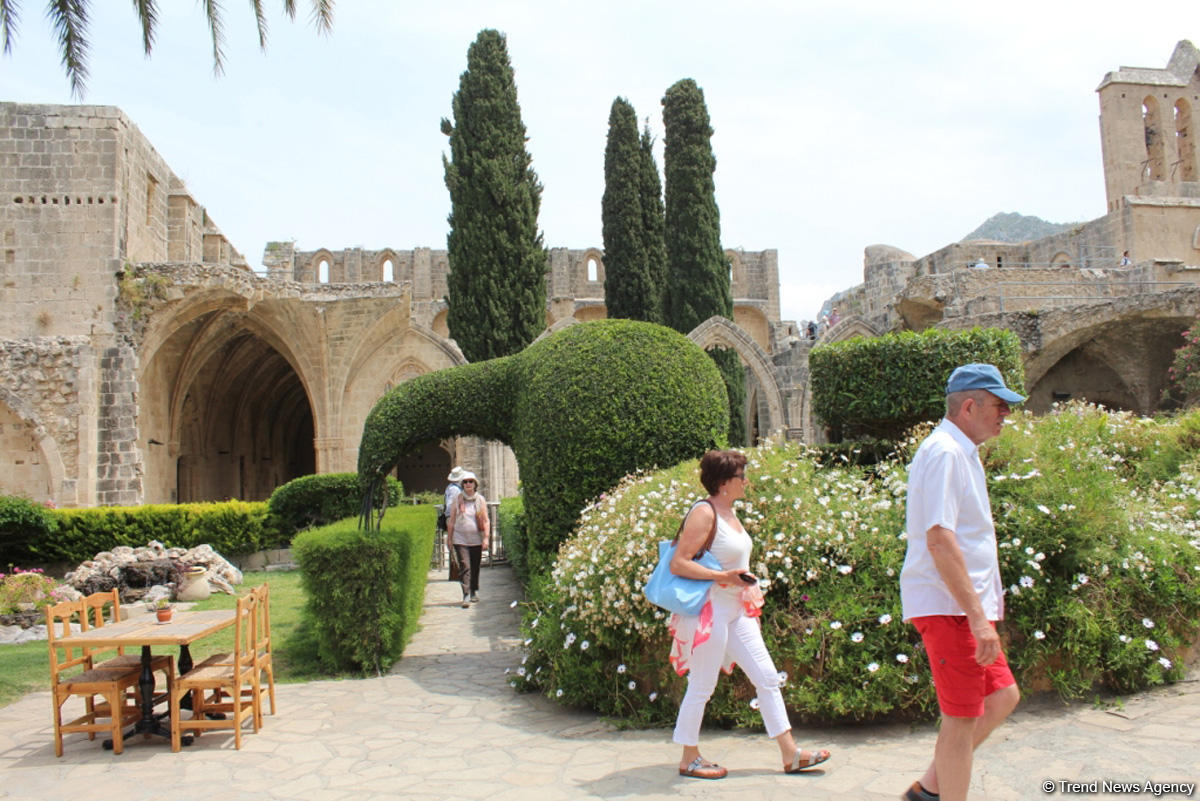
[
  {"xmin": 140, "ymin": 299, "xmax": 319, "ymax": 504},
  {"xmin": 688, "ymin": 316, "xmax": 788, "ymax": 438},
  {"xmin": 820, "ymin": 316, "xmax": 881, "ymax": 344},
  {"xmin": 0, "ymin": 388, "xmax": 67, "ymax": 506}
]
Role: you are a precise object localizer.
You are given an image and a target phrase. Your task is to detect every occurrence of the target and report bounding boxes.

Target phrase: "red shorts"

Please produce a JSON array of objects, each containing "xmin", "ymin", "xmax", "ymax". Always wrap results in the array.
[{"xmin": 912, "ymin": 615, "xmax": 1016, "ymax": 718}]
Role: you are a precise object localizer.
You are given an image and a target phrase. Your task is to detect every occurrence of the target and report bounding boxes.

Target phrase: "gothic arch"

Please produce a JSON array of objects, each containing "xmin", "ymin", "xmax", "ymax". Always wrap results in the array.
[
  {"xmin": 726, "ymin": 249, "xmax": 745, "ymax": 294},
  {"xmin": 688, "ymin": 316, "xmax": 787, "ymax": 437},
  {"xmin": 307, "ymin": 249, "xmax": 335, "ymax": 284},
  {"xmin": 1144, "ymin": 95, "xmax": 1167, "ymax": 181},
  {"xmin": 1174, "ymin": 98, "xmax": 1197, "ymax": 181},
  {"xmin": 581, "ymin": 248, "xmax": 605, "ymax": 288},
  {"xmin": 0, "ymin": 387, "xmax": 67, "ymax": 506},
  {"xmin": 820, "ymin": 316, "xmax": 881, "ymax": 344},
  {"xmin": 377, "ymin": 249, "xmax": 400, "ymax": 283}
]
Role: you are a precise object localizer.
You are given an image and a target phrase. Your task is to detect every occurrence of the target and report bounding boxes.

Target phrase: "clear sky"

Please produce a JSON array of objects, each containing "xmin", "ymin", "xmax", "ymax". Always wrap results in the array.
[{"xmin": 1, "ymin": 1, "xmax": 1193, "ymax": 323}]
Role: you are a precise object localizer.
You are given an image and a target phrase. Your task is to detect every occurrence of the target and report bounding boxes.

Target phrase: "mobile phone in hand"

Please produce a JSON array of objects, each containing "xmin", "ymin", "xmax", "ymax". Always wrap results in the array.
[{"xmin": 738, "ymin": 572, "xmax": 757, "ymax": 584}]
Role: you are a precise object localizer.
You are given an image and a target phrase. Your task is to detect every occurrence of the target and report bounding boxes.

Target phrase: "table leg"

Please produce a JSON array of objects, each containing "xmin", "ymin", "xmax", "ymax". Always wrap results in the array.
[{"xmin": 104, "ymin": 645, "xmax": 191, "ymax": 748}]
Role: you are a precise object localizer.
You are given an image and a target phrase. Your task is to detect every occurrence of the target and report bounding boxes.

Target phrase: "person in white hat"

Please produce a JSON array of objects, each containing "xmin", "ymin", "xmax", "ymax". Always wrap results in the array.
[
  {"xmin": 444, "ymin": 465, "xmax": 468, "ymax": 514},
  {"xmin": 446, "ymin": 470, "xmax": 489, "ymax": 608}
]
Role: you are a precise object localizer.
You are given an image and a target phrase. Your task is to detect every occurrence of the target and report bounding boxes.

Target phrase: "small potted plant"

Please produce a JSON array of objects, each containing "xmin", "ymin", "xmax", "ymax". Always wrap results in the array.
[{"xmin": 153, "ymin": 597, "xmax": 173, "ymax": 623}]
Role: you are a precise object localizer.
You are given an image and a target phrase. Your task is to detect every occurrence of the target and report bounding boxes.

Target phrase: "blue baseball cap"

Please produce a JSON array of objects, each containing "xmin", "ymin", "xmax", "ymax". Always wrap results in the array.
[{"xmin": 945, "ymin": 363, "xmax": 1025, "ymax": 403}]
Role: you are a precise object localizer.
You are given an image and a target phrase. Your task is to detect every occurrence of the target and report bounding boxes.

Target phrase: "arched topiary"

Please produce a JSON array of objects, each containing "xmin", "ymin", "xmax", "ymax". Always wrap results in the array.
[{"xmin": 357, "ymin": 319, "xmax": 728, "ymax": 576}]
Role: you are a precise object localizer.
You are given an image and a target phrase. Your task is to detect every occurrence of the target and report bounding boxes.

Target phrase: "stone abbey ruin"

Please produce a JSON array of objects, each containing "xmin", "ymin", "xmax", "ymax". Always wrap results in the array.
[{"xmin": 3, "ymin": 41, "xmax": 1200, "ymax": 509}]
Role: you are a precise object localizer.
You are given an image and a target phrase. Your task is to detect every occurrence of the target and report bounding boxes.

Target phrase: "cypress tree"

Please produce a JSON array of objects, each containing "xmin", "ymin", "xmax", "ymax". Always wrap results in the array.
[
  {"xmin": 602, "ymin": 98, "xmax": 656, "ymax": 321},
  {"xmin": 638, "ymin": 122, "xmax": 669, "ymax": 324},
  {"xmin": 441, "ymin": 29, "xmax": 547, "ymax": 362},
  {"xmin": 662, "ymin": 78, "xmax": 746, "ymax": 445}
]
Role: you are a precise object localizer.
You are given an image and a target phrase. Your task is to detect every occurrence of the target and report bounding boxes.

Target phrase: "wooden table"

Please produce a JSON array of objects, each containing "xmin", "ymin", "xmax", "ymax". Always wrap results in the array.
[{"xmin": 57, "ymin": 609, "xmax": 237, "ymax": 747}]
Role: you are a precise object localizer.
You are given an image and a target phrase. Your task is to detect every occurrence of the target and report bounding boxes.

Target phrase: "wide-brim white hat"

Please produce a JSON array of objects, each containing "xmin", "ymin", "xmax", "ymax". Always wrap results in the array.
[{"xmin": 447, "ymin": 465, "xmax": 469, "ymax": 482}]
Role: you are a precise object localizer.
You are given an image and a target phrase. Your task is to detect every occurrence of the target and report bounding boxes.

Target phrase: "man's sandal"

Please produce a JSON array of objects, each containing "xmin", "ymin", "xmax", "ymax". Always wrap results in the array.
[
  {"xmin": 784, "ymin": 748, "xmax": 831, "ymax": 773},
  {"xmin": 902, "ymin": 780, "xmax": 939, "ymax": 800},
  {"xmin": 678, "ymin": 756, "xmax": 727, "ymax": 779}
]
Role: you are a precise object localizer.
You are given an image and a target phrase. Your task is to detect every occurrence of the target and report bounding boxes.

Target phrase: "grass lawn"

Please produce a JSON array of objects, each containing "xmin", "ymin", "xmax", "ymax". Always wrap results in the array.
[{"xmin": 0, "ymin": 569, "xmax": 338, "ymax": 709}]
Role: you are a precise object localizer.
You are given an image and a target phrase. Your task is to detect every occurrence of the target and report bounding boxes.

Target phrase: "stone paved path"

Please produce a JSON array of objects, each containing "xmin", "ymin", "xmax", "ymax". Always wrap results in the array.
[{"xmin": 1, "ymin": 565, "xmax": 1197, "ymax": 800}]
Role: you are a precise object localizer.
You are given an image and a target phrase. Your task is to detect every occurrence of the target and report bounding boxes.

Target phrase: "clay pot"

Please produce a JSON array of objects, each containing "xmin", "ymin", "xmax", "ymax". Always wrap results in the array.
[
  {"xmin": 156, "ymin": 607, "xmax": 173, "ymax": 623},
  {"xmin": 177, "ymin": 566, "xmax": 212, "ymax": 602}
]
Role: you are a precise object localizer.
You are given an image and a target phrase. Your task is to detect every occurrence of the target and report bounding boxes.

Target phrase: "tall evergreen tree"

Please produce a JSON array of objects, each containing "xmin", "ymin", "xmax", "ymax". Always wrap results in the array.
[
  {"xmin": 662, "ymin": 78, "xmax": 746, "ymax": 445},
  {"xmin": 442, "ymin": 29, "xmax": 547, "ymax": 363},
  {"xmin": 638, "ymin": 122, "xmax": 669, "ymax": 324},
  {"xmin": 602, "ymin": 98, "xmax": 658, "ymax": 322}
]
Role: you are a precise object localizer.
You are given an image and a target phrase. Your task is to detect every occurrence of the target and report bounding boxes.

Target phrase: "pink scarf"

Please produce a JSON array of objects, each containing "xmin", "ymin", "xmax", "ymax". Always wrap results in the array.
[{"xmin": 666, "ymin": 582, "xmax": 764, "ymax": 676}]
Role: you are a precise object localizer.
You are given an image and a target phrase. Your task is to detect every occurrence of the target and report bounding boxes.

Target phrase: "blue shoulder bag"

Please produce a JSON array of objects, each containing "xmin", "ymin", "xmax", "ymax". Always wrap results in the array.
[{"xmin": 643, "ymin": 500, "xmax": 722, "ymax": 616}]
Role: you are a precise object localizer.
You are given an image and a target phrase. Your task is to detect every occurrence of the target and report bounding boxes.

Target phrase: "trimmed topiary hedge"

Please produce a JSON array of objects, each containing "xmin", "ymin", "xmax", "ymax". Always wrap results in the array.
[
  {"xmin": 0, "ymin": 495, "xmax": 57, "ymax": 567},
  {"xmin": 292, "ymin": 505, "xmax": 436, "ymax": 674},
  {"xmin": 497, "ymin": 495, "xmax": 528, "ymax": 584},
  {"xmin": 43, "ymin": 502, "xmax": 269, "ymax": 563},
  {"xmin": 358, "ymin": 319, "xmax": 728, "ymax": 577},
  {"xmin": 810, "ymin": 327, "xmax": 1025, "ymax": 442},
  {"xmin": 267, "ymin": 473, "xmax": 403, "ymax": 545}
]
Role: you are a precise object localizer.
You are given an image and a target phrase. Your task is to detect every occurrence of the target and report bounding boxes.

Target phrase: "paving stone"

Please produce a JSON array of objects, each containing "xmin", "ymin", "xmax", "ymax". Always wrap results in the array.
[{"xmin": 2, "ymin": 565, "xmax": 1197, "ymax": 801}]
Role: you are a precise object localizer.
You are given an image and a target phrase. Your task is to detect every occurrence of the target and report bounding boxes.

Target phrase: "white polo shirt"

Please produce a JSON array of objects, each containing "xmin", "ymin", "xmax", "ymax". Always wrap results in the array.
[{"xmin": 900, "ymin": 418, "xmax": 1004, "ymax": 622}]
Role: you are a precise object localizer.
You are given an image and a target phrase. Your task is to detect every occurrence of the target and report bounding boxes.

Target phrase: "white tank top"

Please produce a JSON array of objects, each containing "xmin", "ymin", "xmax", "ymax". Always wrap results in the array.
[{"xmin": 708, "ymin": 511, "xmax": 752, "ymax": 572}]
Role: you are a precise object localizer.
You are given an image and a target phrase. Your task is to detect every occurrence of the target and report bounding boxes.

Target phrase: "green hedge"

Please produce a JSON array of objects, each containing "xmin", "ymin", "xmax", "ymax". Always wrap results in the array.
[
  {"xmin": 512, "ymin": 404, "xmax": 1200, "ymax": 725},
  {"xmin": 358, "ymin": 319, "xmax": 728, "ymax": 579},
  {"xmin": 42, "ymin": 501, "xmax": 269, "ymax": 563},
  {"xmin": 292, "ymin": 505, "xmax": 436, "ymax": 674},
  {"xmin": 498, "ymin": 495, "xmax": 528, "ymax": 584},
  {"xmin": 810, "ymin": 327, "xmax": 1025, "ymax": 441},
  {"xmin": 0, "ymin": 495, "xmax": 57, "ymax": 567},
  {"xmin": 267, "ymin": 473, "xmax": 403, "ymax": 545}
]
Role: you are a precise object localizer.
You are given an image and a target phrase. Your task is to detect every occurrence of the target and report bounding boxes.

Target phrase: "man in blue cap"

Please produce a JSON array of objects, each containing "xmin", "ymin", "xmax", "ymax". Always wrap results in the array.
[{"xmin": 899, "ymin": 364, "xmax": 1025, "ymax": 801}]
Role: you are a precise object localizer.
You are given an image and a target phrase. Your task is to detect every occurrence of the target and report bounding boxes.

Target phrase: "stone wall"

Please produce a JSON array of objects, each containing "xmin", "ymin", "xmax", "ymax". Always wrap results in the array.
[{"xmin": 0, "ymin": 337, "xmax": 92, "ymax": 505}]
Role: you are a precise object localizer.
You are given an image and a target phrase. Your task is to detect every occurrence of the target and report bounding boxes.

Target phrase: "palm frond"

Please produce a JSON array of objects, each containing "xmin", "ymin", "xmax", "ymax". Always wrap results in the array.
[
  {"xmin": 0, "ymin": 0, "xmax": 19, "ymax": 56},
  {"xmin": 202, "ymin": 0, "xmax": 225, "ymax": 76},
  {"xmin": 281, "ymin": 0, "xmax": 295, "ymax": 20},
  {"xmin": 48, "ymin": 0, "xmax": 89, "ymax": 98},
  {"xmin": 130, "ymin": 0, "xmax": 158, "ymax": 55},
  {"xmin": 310, "ymin": 0, "xmax": 332, "ymax": 34},
  {"xmin": 250, "ymin": 0, "xmax": 266, "ymax": 49}
]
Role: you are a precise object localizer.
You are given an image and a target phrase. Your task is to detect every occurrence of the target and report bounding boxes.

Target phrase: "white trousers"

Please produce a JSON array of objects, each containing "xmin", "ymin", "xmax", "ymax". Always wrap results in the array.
[{"xmin": 672, "ymin": 591, "xmax": 791, "ymax": 745}]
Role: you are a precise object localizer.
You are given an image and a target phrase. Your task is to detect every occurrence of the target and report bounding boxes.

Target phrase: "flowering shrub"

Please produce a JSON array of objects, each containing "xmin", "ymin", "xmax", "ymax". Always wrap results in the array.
[
  {"xmin": 0, "ymin": 567, "xmax": 68, "ymax": 614},
  {"xmin": 1165, "ymin": 322, "xmax": 1200, "ymax": 406},
  {"xmin": 511, "ymin": 403, "xmax": 1200, "ymax": 725}
]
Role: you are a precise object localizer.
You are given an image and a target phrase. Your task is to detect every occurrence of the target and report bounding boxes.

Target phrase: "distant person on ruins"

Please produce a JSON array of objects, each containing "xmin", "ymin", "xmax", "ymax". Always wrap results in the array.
[
  {"xmin": 447, "ymin": 470, "xmax": 490, "ymax": 608},
  {"xmin": 828, "ymin": 307, "xmax": 840, "ymax": 327},
  {"xmin": 972, "ymin": 257, "xmax": 989, "ymax": 269},
  {"xmin": 806, "ymin": 321, "xmax": 817, "ymax": 340},
  {"xmin": 1120, "ymin": 250, "xmax": 1132, "ymax": 266}
]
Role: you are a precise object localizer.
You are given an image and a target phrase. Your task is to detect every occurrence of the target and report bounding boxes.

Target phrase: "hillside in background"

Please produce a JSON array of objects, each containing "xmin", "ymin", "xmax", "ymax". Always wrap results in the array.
[{"xmin": 961, "ymin": 212, "xmax": 1079, "ymax": 243}]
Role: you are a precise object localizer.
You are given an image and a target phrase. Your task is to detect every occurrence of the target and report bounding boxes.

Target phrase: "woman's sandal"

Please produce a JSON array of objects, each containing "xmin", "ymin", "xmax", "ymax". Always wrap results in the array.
[
  {"xmin": 678, "ymin": 756, "xmax": 728, "ymax": 779},
  {"xmin": 784, "ymin": 748, "xmax": 831, "ymax": 773}
]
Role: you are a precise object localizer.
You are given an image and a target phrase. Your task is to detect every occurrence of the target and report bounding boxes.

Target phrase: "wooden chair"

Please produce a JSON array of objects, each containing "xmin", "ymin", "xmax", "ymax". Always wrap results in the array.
[
  {"xmin": 170, "ymin": 592, "xmax": 258, "ymax": 751},
  {"xmin": 202, "ymin": 584, "xmax": 276, "ymax": 729},
  {"xmin": 247, "ymin": 583, "xmax": 276, "ymax": 726},
  {"xmin": 47, "ymin": 598, "xmax": 142, "ymax": 756},
  {"xmin": 80, "ymin": 589, "xmax": 173, "ymax": 673}
]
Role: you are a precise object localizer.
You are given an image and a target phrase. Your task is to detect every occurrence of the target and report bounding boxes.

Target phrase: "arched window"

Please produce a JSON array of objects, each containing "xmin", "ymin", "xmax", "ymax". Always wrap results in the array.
[
  {"xmin": 382, "ymin": 258, "xmax": 394, "ymax": 282},
  {"xmin": 1144, "ymin": 96, "xmax": 1167, "ymax": 181},
  {"xmin": 1175, "ymin": 98, "xmax": 1196, "ymax": 181},
  {"xmin": 318, "ymin": 259, "xmax": 330, "ymax": 284},
  {"xmin": 587, "ymin": 256, "xmax": 599, "ymax": 283}
]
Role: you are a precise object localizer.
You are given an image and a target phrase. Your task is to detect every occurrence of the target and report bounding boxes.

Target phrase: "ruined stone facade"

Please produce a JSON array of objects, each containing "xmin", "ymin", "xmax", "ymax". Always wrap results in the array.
[
  {"xmin": 0, "ymin": 102, "xmax": 801, "ymax": 508},
  {"xmin": 7, "ymin": 41, "xmax": 1200, "ymax": 508},
  {"xmin": 816, "ymin": 41, "xmax": 1200, "ymax": 419}
]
